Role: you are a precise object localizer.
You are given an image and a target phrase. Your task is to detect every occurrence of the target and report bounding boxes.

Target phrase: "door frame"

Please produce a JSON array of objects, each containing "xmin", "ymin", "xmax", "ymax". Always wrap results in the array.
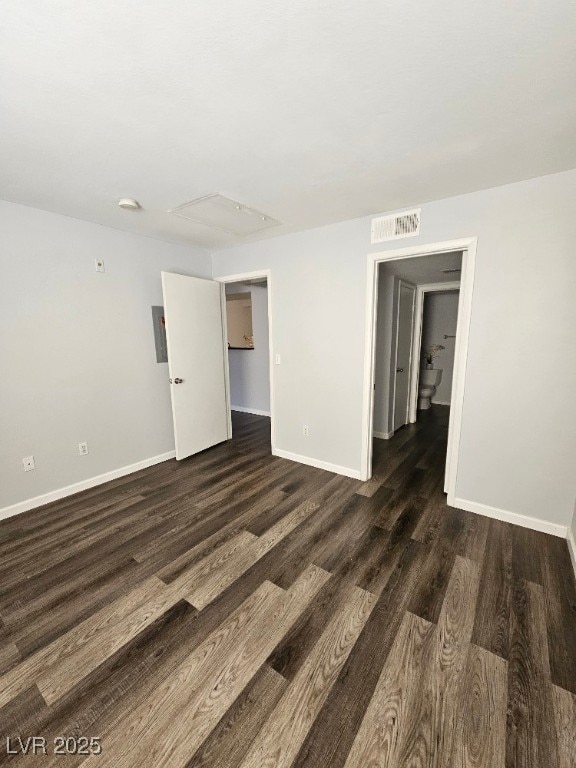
[
  {"xmin": 361, "ymin": 237, "xmax": 477, "ymax": 505},
  {"xmin": 391, "ymin": 279, "xmax": 416, "ymax": 433},
  {"xmin": 214, "ymin": 269, "xmax": 275, "ymax": 452},
  {"xmin": 408, "ymin": 281, "xmax": 461, "ymax": 424}
]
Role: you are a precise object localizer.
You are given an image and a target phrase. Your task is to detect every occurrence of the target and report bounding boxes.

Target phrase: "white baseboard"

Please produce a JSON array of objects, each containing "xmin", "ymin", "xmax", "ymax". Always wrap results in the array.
[
  {"xmin": 567, "ymin": 528, "xmax": 576, "ymax": 580},
  {"xmin": 451, "ymin": 496, "xmax": 567, "ymax": 538},
  {"xmin": 0, "ymin": 451, "xmax": 177, "ymax": 522},
  {"xmin": 373, "ymin": 430, "xmax": 394, "ymax": 440},
  {"xmin": 231, "ymin": 406, "xmax": 271, "ymax": 417},
  {"xmin": 272, "ymin": 448, "xmax": 363, "ymax": 480}
]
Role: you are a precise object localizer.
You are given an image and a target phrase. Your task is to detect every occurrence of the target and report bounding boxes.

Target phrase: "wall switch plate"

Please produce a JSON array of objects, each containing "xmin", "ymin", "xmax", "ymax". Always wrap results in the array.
[
  {"xmin": 23, "ymin": 455, "xmax": 35, "ymax": 471},
  {"xmin": 275, "ymin": 353, "xmax": 281, "ymax": 365},
  {"xmin": 303, "ymin": 425, "xmax": 309, "ymax": 436},
  {"xmin": 78, "ymin": 442, "xmax": 89, "ymax": 456},
  {"xmin": 95, "ymin": 259, "xmax": 105, "ymax": 272}
]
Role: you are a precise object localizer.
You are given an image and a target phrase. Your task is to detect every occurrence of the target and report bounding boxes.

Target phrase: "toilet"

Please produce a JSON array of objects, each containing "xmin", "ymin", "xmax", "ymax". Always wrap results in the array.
[{"xmin": 418, "ymin": 368, "xmax": 443, "ymax": 410}]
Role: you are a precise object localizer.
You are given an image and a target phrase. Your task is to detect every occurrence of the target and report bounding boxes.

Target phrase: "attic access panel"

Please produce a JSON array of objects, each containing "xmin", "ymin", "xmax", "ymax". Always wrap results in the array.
[{"xmin": 169, "ymin": 194, "xmax": 281, "ymax": 236}]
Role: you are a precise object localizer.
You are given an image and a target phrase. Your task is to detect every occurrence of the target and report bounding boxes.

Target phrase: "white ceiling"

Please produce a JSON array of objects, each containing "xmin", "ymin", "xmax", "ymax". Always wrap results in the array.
[
  {"xmin": 2, "ymin": 1, "xmax": 575, "ymax": 249},
  {"xmin": 380, "ymin": 252, "xmax": 462, "ymax": 285}
]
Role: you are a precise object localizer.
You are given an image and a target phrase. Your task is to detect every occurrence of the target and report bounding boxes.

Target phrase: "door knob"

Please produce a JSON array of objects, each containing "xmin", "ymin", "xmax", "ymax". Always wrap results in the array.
[
  {"xmin": 170, "ymin": 377, "xmax": 184, "ymax": 384},
  {"xmin": 396, "ymin": 368, "xmax": 404, "ymax": 373}
]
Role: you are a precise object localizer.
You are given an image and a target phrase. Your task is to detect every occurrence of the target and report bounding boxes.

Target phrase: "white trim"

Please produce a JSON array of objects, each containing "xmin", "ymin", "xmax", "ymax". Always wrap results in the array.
[
  {"xmin": 215, "ymin": 270, "xmax": 275, "ymax": 453},
  {"xmin": 219, "ymin": 282, "xmax": 233, "ymax": 440},
  {"xmin": 361, "ymin": 237, "xmax": 477, "ymax": 488},
  {"xmin": 567, "ymin": 528, "xmax": 576, "ymax": 581},
  {"xmin": 0, "ymin": 451, "xmax": 176, "ymax": 521},
  {"xmin": 272, "ymin": 448, "xmax": 363, "ymax": 480},
  {"xmin": 391, "ymin": 279, "xmax": 416, "ymax": 433},
  {"xmin": 452, "ymin": 496, "xmax": 567, "ymax": 538},
  {"xmin": 373, "ymin": 430, "xmax": 394, "ymax": 440},
  {"xmin": 231, "ymin": 406, "xmax": 271, "ymax": 417},
  {"xmin": 408, "ymin": 281, "xmax": 461, "ymax": 423}
]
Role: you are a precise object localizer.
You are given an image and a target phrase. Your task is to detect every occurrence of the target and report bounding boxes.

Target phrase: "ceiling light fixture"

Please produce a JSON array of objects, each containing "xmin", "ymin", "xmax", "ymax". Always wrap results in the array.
[{"xmin": 118, "ymin": 198, "xmax": 141, "ymax": 210}]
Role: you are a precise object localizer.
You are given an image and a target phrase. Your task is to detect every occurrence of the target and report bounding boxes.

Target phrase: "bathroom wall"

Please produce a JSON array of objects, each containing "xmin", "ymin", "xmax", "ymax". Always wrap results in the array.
[{"xmin": 422, "ymin": 290, "xmax": 460, "ymax": 404}]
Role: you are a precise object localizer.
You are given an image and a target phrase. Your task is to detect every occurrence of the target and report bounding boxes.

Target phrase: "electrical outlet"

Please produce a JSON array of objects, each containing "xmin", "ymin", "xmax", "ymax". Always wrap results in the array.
[
  {"xmin": 78, "ymin": 441, "xmax": 89, "ymax": 456},
  {"xmin": 303, "ymin": 425, "xmax": 309, "ymax": 436},
  {"xmin": 23, "ymin": 456, "xmax": 35, "ymax": 472},
  {"xmin": 95, "ymin": 258, "xmax": 105, "ymax": 273}
]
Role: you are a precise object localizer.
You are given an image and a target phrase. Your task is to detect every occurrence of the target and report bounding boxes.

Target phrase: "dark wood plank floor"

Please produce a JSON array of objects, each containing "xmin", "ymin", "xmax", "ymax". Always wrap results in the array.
[{"xmin": 1, "ymin": 408, "xmax": 575, "ymax": 767}]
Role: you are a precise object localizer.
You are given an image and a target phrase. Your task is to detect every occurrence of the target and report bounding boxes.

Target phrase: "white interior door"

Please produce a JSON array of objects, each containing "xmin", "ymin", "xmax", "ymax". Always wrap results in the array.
[
  {"xmin": 393, "ymin": 282, "xmax": 416, "ymax": 432},
  {"xmin": 162, "ymin": 272, "xmax": 231, "ymax": 460}
]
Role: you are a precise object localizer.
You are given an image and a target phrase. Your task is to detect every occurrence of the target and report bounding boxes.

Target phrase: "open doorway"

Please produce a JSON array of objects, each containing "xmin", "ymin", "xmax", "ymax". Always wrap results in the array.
[
  {"xmin": 412, "ymin": 284, "xmax": 461, "ymax": 418},
  {"xmin": 217, "ymin": 270, "xmax": 275, "ymax": 454},
  {"xmin": 373, "ymin": 251, "xmax": 462, "ymax": 437},
  {"xmin": 161, "ymin": 268, "xmax": 274, "ymax": 462},
  {"xmin": 362, "ymin": 238, "xmax": 476, "ymax": 500}
]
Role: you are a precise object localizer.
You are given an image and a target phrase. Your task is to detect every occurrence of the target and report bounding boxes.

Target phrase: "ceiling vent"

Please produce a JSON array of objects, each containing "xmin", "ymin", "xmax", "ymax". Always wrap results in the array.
[
  {"xmin": 168, "ymin": 194, "xmax": 281, "ymax": 236},
  {"xmin": 370, "ymin": 208, "xmax": 421, "ymax": 244}
]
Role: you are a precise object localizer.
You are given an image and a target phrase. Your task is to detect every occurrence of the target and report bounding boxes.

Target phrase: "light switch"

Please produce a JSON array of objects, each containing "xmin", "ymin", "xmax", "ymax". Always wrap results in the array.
[
  {"xmin": 275, "ymin": 354, "xmax": 281, "ymax": 365},
  {"xmin": 23, "ymin": 455, "xmax": 35, "ymax": 471}
]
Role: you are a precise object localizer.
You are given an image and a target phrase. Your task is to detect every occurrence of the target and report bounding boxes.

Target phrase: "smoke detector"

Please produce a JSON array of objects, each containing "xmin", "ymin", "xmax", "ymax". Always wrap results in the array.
[{"xmin": 118, "ymin": 198, "xmax": 141, "ymax": 210}]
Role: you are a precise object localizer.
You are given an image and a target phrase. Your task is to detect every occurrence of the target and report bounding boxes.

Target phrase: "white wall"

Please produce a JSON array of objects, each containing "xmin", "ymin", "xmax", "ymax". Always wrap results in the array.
[
  {"xmin": 0, "ymin": 200, "xmax": 212, "ymax": 513},
  {"xmin": 422, "ymin": 290, "xmax": 460, "ymax": 404},
  {"xmin": 226, "ymin": 282, "xmax": 270, "ymax": 415},
  {"xmin": 212, "ymin": 169, "xmax": 576, "ymax": 530}
]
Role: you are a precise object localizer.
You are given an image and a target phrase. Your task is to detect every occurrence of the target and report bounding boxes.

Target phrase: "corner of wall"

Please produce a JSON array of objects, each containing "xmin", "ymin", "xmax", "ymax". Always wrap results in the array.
[
  {"xmin": 207, "ymin": 248, "xmax": 216, "ymax": 279},
  {"xmin": 568, "ymin": 501, "xmax": 576, "ymax": 580},
  {"xmin": 568, "ymin": 528, "xmax": 576, "ymax": 581},
  {"xmin": 450, "ymin": 496, "xmax": 568, "ymax": 539}
]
